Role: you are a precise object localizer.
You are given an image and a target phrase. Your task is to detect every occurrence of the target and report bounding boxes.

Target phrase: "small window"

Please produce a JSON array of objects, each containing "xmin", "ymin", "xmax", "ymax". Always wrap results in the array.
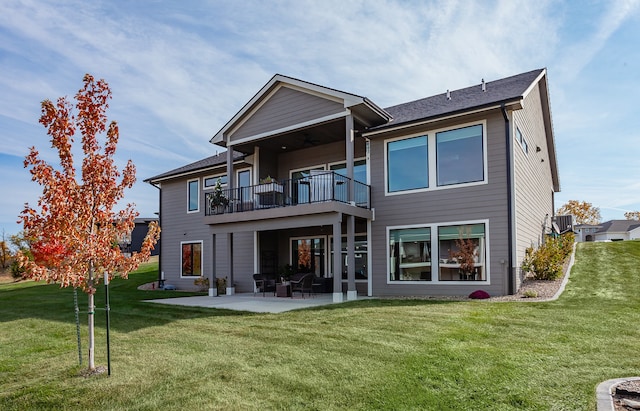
[
  {"xmin": 181, "ymin": 241, "xmax": 202, "ymax": 277},
  {"xmin": 204, "ymin": 175, "xmax": 227, "ymax": 189},
  {"xmin": 516, "ymin": 127, "xmax": 528, "ymax": 154},
  {"xmin": 187, "ymin": 179, "xmax": 199, "ymax": 212}
]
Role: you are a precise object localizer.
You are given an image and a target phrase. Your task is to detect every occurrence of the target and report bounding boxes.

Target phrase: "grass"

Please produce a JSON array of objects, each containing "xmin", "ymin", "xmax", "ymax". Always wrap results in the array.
[{"xmin": 1, "ymin": 242, "xmax": 639, "ymax": 410}]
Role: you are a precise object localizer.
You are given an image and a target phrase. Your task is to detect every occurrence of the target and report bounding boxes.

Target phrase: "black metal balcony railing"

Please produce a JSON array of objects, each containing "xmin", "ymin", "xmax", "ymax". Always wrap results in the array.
[{"xmin": 205, "ymin": 171, "xmax": 370, "ymax": 216}]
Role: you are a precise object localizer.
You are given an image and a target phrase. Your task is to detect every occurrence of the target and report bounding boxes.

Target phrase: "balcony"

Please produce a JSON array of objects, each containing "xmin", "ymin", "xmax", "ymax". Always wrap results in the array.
[{"xmin": 204, "ymin": 171, "xmax": 370, "ymax": 216}]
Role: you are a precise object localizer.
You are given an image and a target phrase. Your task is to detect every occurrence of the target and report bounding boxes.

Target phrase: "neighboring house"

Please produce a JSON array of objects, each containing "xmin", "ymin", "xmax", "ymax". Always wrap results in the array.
[
  {"xmin": 118, "ymin": 217, "xmax": 160, "ymax": 256},
  {"xmin": 574, "ymin": 223, "xmax": 603, "ymax": 242},
  {"xmin": 146, "ymin": 68, "xmax": 560, "ymax": 299},
  {"xmin": 592, "ymin": 220, "xmax": 640, "ymax": 242}
]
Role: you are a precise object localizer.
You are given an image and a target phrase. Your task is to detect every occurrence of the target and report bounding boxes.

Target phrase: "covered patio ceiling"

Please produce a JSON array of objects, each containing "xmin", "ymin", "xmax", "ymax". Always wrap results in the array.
[{"xmin": 230, "ymin": 117, "xmax": 366, "ymax": 154}]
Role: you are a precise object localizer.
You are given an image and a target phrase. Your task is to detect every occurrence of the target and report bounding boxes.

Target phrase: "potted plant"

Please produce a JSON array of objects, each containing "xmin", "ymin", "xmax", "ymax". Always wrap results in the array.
[
  {"xmin": 216, "ymin": 276, "xmax": 227, "ymax": 295},
  {"xmin": 256, "ymin": 175, "xmax": 283, "ymax": 193},
  {"xmin": 259, "ymin": 175, "xmax": 277, "ymax": 184},
  {"xmin": 193, "ymin": 276, "xmax": 209, "ymax": 292},
  {"xmin": 209, "ymin": 178, "xmax": 229, "ymax": 214}
]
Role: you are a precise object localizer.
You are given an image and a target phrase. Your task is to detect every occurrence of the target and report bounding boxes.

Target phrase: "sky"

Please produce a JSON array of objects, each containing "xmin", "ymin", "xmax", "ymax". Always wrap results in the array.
[{"xmin": 1, "ymin": 0, "xmax": 639, "ymax": 238}]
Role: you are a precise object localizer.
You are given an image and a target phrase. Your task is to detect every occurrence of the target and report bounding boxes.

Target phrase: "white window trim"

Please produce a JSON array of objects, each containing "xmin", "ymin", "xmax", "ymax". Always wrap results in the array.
[
  {"xmin": 289, "ymin": 163, "xmax": 326, "ymax": 179},
  {"xmin": 515, "ymin": 126, "xmax": 528, "ymax": 154},
  {"xmin": 180, "ymin": 240, "xmax": 204, "ymax": 278},
  {"xmin": 386, "ymin": 219, "xmax": 490, "ymax": 285},
  {"xmin": 204, "ymin": 167, "xmax": 253, "ymax": 191},
  {"xmin": 384, "ymin": 120, "xmax": 488, "ymax": 196},
  {"xmin": 187, "ymin": 178, "xmax": 200, "ymax": 213},
  {"xmin": 203, "ymin": 173, "xmax": 226, "ymax": 190}
]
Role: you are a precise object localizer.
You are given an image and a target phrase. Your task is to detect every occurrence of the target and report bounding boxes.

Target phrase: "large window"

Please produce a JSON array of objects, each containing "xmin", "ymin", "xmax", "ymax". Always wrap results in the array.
[
  {"xmin": 187, "ymin": 179, "xmax": 199, "ymax": 212},
  {"xmin": 389, "ymin": 227, "xmax": 432, "ymax": 281},
  {"xmin": 181, "ymin": 241, "xmax": 202, "ymax": 277},
  {"xmin": 438, "ymin": 223, "xmax": 485, "ymax": 281},
  {"xmin": 387, "ymin": 136, "xmax": 428, "ymax": 192},
  {"xmin": 436, "ymin": 124, "xmax": 484, "ymax": 186},
  {"xmin": 385, "ymin": 123, "xmax": 486, "ymax": 194},
  {"xmin": 388, "ymin": 221, "xmax": 487, "ymax": 283}
]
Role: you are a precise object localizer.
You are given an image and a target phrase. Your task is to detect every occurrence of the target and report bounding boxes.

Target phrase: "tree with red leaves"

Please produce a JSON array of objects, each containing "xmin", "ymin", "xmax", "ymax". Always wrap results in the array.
[{"xmin": 18, "ymin": 74, "xmax": 160, "ymax": 372}]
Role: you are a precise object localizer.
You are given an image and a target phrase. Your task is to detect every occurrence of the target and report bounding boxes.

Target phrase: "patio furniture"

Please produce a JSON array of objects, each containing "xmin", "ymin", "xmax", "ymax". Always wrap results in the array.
[
  {"xmin": 253, "ymin": 273, "xmax": 276, "ymax": 297},
  {"xmin": 276, "ymin": 282, "xmax": 291, "ymax": 297},
  {"xmin": 290, "ymin": 273, "xmax": 315, "ymax": 298}
]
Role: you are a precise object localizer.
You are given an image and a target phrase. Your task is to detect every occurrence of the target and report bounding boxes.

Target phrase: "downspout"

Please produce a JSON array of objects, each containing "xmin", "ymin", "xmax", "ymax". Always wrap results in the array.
[
  {"xmin": 501, "ymin": 104, "xmax": 515, "ymax": 295},
  {"xmin": 150, "ymin": 181, "xmax": 162, "ymax": 286}
]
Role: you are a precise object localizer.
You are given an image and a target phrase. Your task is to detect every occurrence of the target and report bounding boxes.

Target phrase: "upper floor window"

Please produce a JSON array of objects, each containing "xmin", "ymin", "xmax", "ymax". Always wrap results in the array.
[
  {"xmin": 385, "ymin": 122, "xmax": 486, "ymax": 194},
  {"xmin": 187, "ymin": 179, "xmax": 199, "ymax": 212},
  {"xmin": 204, "ymin": 175, "xmax": 227, "ymax": 189},
  {"xmin": 387, "ymin": 136, "xmax": 428, "ymax": 192},
  {"xmin": 516, "ymin": 127, "xmax": 528, "ymax": 154},
  {"xmin": 436, "ymin": 124, "xmax": 484, "ymax": 186}
]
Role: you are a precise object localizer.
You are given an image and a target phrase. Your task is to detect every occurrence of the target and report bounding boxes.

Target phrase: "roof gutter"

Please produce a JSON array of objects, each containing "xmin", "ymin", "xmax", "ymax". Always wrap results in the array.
[
  {"xmin": 501, "ymin": 103, "xmax": 515, "ymax": 295},
  {"xmin": 363, "ymin": 99, "xmax": 523, "ymax": 138}
]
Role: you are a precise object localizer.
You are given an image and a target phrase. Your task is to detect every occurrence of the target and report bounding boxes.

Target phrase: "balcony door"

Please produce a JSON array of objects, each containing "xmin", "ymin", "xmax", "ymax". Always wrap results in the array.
[
  {"xmin": 291, "ymin": 166, "xmax": 324, "ymax": 205},
  {"xmin": 291, "ymin": 237, "xmax": 325, "ymax": 277}
]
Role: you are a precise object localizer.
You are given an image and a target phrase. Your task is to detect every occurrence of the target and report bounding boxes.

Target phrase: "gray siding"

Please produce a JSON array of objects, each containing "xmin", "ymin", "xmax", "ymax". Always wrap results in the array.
[
  {"xmin": 230, "ymin": 86, "xmax": 344, "ymax": 142},
  {"xmin": 159, "ymin": 169, "xmax": 256, "ymax": 292},
  {"xmin": 368, "ymin": 111, "xmax": 511, "ymax": 296},
  {"xmin": 277, "ymin": 139, "xmax": 366, "ymax": 178},
  {"xmin": 512, "ymin": 83, "xmax": 556, "ymax": 287}
]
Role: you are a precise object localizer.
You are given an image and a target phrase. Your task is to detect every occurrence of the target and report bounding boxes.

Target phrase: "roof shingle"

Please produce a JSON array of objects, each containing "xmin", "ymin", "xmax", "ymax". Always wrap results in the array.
[{"xmin": 376, "ymin": 68, "xmax": 545, "ymax": 130}]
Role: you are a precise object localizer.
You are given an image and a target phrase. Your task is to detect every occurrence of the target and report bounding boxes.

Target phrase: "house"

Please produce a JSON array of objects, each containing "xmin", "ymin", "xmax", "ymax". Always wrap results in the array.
[
  {"xmin": 117, "ymin": 217, "xmax": 160, "ymax": 256},
  {"xmin": 591, "ymin": 220, "xmax": 640, "ymax": 242},
  {"xmin": 146, "ymin": 68, "xmax": 560, "ymax": 299},
  {"xmin": 574, "ymin": 223, "xmax": 603, "ymax": 242}
]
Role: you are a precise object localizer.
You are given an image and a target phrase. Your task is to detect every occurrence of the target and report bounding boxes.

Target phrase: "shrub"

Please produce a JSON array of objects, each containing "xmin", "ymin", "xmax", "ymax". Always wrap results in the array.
[
  {"xmin": 522, "ymin": 290, "xmax": 538, "ymax": 298},
  {"xmin": 521, "ymin": 234, "xmax": 573, "ymax": 280},
  {"xmin": 10, "ymin": 260, "xmax": 25, "ymax": 279},
  {"xmin": 194, "ymin": 277, "xmax": 209, "ymax": 291},
  {"xmin": 469, "ymin": 289, "xmax": 490, "ymax": 299}
]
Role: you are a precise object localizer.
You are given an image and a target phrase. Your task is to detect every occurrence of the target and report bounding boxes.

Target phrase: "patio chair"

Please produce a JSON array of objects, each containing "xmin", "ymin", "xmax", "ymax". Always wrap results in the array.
[
  {"xmin": 253, "ymin": 273, "xmax": 276, "ymax": 297},
  {"xmin": 290, "ymin": 273, "xmax": 314, "ymax": 298}
]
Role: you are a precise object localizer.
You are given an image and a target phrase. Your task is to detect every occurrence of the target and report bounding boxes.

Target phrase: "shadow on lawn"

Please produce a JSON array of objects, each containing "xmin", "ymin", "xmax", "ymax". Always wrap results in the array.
[{"xmin": 0, "ymin": 271, "xmax": 249, "ymax": 334}]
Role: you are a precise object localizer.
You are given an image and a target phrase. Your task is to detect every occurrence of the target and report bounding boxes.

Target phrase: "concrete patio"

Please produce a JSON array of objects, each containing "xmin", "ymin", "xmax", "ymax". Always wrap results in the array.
[{"xmin": 145, "ymin": 292, "xmax": 368, "ymax": 313}]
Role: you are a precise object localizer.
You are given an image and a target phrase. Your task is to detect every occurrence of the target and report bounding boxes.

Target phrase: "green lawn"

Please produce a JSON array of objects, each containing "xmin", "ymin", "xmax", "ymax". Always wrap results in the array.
[{"xmin": 1, "ymin": 242, "xmax": 639, "ymax": 410}]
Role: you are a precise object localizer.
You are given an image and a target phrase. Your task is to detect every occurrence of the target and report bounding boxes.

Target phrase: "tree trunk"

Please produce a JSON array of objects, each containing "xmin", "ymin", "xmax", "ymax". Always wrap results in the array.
[{"xmin": 87, "ymin": 262, "xmax": 95, "ymax": 370}]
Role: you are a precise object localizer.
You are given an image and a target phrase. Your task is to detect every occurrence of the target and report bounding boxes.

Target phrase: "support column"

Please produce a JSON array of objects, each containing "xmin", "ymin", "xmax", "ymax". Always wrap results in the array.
[
  {"xmin": 226, "ymin": 147, "xmax": 234, "ymax": 212},
  {"xmin": 332, "ymin": 216, "xmax": 343, "ymax": 303},
  {"xmin": 345, "ymin": 113, "xmax": 355, "ymax": 203},
  {"xmin": 209, "ymin": 234, "xmax": 217, "ymax": 297},
  {"xmin": 345, "ymin": 113, "xmax": 357, "ymax": 300},
  {"xmin": 346, "ymin": 215, "xmax": 357, "ymax": 300},
  {"xmin": 226, "ymin": 232, "xmax": 235, "ymax": 295}
]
